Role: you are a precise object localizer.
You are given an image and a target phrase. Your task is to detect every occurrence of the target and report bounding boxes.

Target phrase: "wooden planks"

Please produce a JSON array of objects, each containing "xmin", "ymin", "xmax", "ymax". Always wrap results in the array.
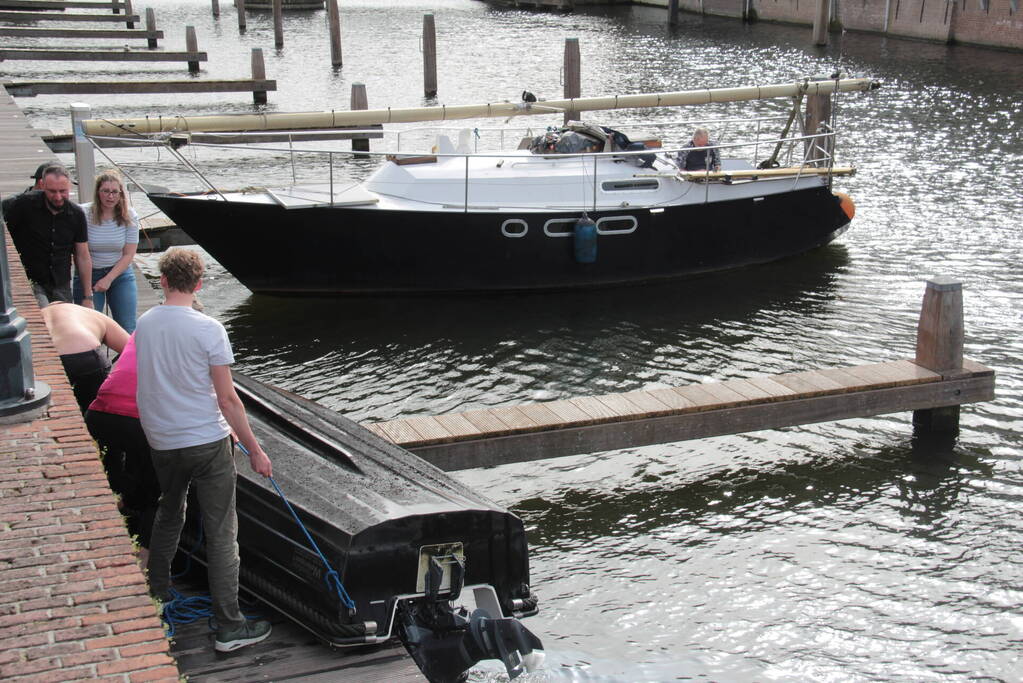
[
  {"xmin": 4, "ymin": 79, "xmax": 277, "ymax": 96},
  {"xmin": 0, "ymin": 9, "xmax": 139, "ymax": 20},
  {"xmin": 366, "ymin": 359, "xmax": 995, "ymax": 471},
  {"xmin": 0, "ymin": 0, "xmax": 127, "ymax": 8},
  {"xmin": 0, "ymin": 48, "xmax": 206, "ymax": 62},
  {"xmin": 0, "ymin": 26, "xmax": 161, "ymax": 39}
]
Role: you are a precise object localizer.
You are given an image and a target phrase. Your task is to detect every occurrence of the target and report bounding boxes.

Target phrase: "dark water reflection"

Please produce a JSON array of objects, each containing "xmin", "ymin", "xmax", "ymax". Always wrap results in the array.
[{"xmin": 12, "ymin": 1, "xmax": 1023, "ymax": 679}]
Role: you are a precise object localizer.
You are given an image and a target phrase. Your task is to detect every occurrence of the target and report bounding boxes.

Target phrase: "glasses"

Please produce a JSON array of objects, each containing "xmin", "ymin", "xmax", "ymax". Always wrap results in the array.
[{"xmin": 99, "ymin": 189, "xmax": 121, "ymax": 196}]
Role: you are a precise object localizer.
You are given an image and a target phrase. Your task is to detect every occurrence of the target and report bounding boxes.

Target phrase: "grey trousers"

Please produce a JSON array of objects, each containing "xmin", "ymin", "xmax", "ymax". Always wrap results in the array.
[{"xmin": 146, "ymin": 436, "xmax": 245, "ymax": 631}]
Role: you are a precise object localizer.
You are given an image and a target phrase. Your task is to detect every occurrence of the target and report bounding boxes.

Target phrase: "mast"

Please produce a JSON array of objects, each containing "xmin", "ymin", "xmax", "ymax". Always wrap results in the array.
[{"xmin": 81, "ymin": 78, "xmax": 879, "ymax": 137}]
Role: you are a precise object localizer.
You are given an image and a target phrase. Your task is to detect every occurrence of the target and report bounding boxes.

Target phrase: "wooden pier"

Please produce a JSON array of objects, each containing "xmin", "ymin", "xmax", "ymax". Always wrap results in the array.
[
  {"xmin": 0, "ymin": 26, "xmax": 162, "ymax": 40},
  {"xmin": 369, "ymin": 282, "xmax": 994, "ymax": 472}
]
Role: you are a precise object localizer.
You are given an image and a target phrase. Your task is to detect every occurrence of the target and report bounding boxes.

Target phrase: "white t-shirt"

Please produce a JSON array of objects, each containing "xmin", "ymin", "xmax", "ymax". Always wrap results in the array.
[{"xmin": 135, "ymin": 304, "xmax": 234, "ymax": 451}]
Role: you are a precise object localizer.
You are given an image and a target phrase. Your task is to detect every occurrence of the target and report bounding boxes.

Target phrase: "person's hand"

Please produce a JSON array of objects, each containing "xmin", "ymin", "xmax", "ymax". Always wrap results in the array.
[
  {"xmin": 249, "ymin": 447, "xmax": 273, "ymax": 478},
  {"xmin": 81, "ymin": 297, "xmax": 95, "ymax": 310},
  {"xmin": 94, "ymin": 278, "xmax": 111, "ymax": 293}
]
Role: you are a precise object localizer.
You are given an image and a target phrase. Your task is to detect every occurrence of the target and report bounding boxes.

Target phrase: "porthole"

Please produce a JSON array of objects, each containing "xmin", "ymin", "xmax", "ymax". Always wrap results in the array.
[
  {"xmin": 543, "ymin": 217, "xmax": 577, "ymax": 237},
  {"xmin": 501, "ymin": 219, "xmax": 528, "ymax": 238},
  {"xmin": 596, "ymin": 215, "xmax": 637, "ymax": 235}
]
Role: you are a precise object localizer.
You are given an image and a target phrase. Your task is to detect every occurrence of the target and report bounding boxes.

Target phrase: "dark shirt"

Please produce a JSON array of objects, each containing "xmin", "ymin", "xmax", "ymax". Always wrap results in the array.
[
  {"xmin": 677, "ymin": 140, "xmax": 721, "ymax": 172},
  {"xmin": 1, "ymin": 190, "xmax": 87, "ymax": 290}
]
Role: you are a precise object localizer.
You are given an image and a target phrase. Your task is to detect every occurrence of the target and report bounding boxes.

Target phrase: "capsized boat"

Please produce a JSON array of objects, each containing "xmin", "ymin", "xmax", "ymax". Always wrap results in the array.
[
  {"xmin": 91, "ymin": 77, "xmax": 878, "ymax": 296},
  {"xmin": 177, "ymin": 372, "xmax": 543, "ymax": 682}
]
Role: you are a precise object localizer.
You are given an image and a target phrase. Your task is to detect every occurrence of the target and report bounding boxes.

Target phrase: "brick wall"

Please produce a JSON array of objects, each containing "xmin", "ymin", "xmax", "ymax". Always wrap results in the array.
[
  {"xmin": 0, "ymin": 232, "xmax": 178, "ymax": 683},
  {"xmin": 951, "ymin": 0, "xmax": 1023, "ymax": 48}
]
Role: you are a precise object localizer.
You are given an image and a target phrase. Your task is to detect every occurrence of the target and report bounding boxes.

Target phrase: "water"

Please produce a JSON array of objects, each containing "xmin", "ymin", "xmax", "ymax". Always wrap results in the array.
[{"xmin": 5, "ymin": 2, "xmax": 1022, "ymax": 680}]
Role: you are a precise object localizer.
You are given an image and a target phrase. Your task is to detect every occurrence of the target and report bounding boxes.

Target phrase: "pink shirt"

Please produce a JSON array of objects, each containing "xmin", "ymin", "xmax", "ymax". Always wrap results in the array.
[{"xmin": 88, "ymin": 334, "xmax": 139, "ymax": 418}]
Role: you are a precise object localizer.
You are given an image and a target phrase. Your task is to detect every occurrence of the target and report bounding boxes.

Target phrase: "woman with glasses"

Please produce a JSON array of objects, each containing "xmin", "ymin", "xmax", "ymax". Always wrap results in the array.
[{"xmin": 74, "ymin": 170, "xmax": 140, "ymax": 332}]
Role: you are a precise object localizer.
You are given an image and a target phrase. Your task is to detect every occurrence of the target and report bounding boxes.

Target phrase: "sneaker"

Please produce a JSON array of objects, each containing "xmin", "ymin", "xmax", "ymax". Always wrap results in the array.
[{"xmin": 215, "ymin": 619, "xmax": 272, "ymax": 652}]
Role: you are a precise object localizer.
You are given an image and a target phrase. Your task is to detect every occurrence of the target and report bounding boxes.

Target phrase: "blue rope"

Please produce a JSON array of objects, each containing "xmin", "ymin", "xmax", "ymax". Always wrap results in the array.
[
  {"xmin": 236, "ymin": 441, "xmax": 356, "ymax": 611},
  {"xmin": 267, "ymin": 475, "xmax": 356, "ymax": 611}
]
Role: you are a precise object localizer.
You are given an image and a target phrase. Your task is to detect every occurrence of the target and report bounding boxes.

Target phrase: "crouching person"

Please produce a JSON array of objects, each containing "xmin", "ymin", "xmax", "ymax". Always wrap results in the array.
[{"xmin": 135, "ymin": 248, "xmax": 274, "ymax": 652}]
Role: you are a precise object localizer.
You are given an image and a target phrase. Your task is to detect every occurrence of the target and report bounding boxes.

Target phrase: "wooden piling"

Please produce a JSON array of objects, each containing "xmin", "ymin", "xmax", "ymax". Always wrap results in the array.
[
  {"xmin": 212, "ymin": 0, "xmax": 220, "ymax": 17},
  {"xmin": 813, "ymin": 0, "xmax": 830, "ymax": 45},
  {"xmin": 273, "ymin": 0, "xmax": 283, "ymax": 48},
  {"xmin": 563, "ymin": 37, "xmax": 580, "ymax": 124},
  {"xmin": 123, "ymin": 0, "xmax": 133, "ymax": 27},
  {"xmin": 70, "ymin": 103, "xmax": 95, "ymax": 196},
  {"xmin": 145, "ymin": 7, "xmax": 156, "ymax": 48},
  {"xmin": 251, "ymin": 47, "xmax": 267, "ymax": 104},
  {"xmin": 327, "ymin": 0, "xmax": 341, "ymax": 67},
  {"xmin": 186, "ymin": 25, "xmax": 199, "ymax": 74},
  {"xmin": 668, "ymin": 0, "xmax": 679, "ymax": 25},
  {"xmin": 237, "ymin": 0, "xmax": 246, "ymax": 32},
  {"xmin": 912, "ymin": 277, "xmax": 965, "ymax": 434},
  {"xmin": 422, "ymin": 13, "xmax": 437, "ymax": 98},
  {"xmin": 350, "ymin": 82, "xmax": 368, "ymax": 154}
]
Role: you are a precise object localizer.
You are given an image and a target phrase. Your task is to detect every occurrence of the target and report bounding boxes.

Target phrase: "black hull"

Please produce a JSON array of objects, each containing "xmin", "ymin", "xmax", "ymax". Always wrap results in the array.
[{"xmin": 149, "ymin": 186, "xmax": 850, "ymax": 295}]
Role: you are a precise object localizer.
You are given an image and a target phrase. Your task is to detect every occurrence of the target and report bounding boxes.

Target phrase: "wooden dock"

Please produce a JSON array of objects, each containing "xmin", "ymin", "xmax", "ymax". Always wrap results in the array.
[
  {"xmin": 3, "ymin": 78, "xmax": 277, "ymax": 97},
  {"xmin": 0, "ymin": 10, "xmax": 140, "ymax": 21},
  {"xmin": 368, "ymin": 282, "xmax": 994, "ymax": 471},
  {"xmin": 0, "ymin": 48, "xmax": 206, "ymax": 63},
  {"xmin": 0, "ymin": 26, "xmax": 162, "ymax": 40}
]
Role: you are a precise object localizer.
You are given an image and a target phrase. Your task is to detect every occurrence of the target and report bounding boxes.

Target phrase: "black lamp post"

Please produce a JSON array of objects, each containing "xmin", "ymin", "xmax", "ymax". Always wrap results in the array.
[{"xmin": 0, "ymin": 215, "xmax": 50, "ymax": 423}]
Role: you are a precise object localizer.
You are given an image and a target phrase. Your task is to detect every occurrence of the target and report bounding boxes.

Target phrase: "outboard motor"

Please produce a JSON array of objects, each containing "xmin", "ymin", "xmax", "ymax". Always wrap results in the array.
[{"xmin": 175, "ymin": 373, "xmax": 545, "ymax": 683}]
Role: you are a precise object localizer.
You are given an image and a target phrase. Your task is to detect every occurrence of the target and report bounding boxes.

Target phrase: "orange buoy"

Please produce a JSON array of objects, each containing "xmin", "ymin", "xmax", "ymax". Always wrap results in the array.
[{"xmin": 834, "ymin": 191, "xmax": 855, "ymax": 220}]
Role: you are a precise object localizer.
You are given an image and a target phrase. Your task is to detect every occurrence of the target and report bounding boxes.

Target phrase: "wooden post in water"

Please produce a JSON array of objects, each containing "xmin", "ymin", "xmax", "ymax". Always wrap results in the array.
[
  {"xmin": 812, "ymin": 0, "xmax": 830, "ymax": 45},
  {"xmin": 237, "ymin": 0, "xmax": 246, "ymax": 32},
  {"xmin": 668, "ymin": 0, "xmax": 679, "ymax": 25},
  {"xmin": 186, "ymin": 25, "xmax": 200, "ymax": 74},
  {"xmin": 212, "ymin": 0, "xmax": 220, "ymax": 18},
  {"xmin": 273, "ymin": 0, "xmax": 283, "ymax": 48},
  {"xmin": 563, "ymin": 37, "xmax": 580, "ymax": 125},
  {"xmin": 70, "ymin": 103, "xmax": 96, "ymax": 196},
  {"xmin": 124, "ymin": 0, "xmax": 133, "ymax": 28},
  {"xmin": 422, "ymin": 13, "xmax": 437, "ymax": 98},
  {"xmin": 251, "ymin": 47, "xmax": 267, "ymax": 104},
  {"xmin": 912, "ymin": 277, "xmax": 965, "ymax": 434},
  {"xmin": 327, "ymin": 0, "xmax": 341, "ymax": 67},
  {"xmin": 351, "ymin": 82, "xmax": 368, "ymax": 155},
  {"xmin": 145, "ymin": 7, "xmax": 157, "ymax": 49}
]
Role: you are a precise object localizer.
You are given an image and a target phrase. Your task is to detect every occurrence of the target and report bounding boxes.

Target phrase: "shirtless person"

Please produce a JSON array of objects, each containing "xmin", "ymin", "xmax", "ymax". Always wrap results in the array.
[{"xmin": 41, "ymin": 302, "xmax": 129, "ymax": 414}]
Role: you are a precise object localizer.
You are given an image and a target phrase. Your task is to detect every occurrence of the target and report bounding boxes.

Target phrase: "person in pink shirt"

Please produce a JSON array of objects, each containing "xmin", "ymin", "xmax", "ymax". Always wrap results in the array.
[{"xmin": 85, "ymin": 333, "xmax": 159, "ymax": 554}]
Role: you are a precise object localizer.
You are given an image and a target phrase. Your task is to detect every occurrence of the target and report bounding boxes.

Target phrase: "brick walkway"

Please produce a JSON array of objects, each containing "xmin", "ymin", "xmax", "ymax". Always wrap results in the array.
[{"xmin": 1, "ymin": 83, "xmax": 178, "ymax": 681}]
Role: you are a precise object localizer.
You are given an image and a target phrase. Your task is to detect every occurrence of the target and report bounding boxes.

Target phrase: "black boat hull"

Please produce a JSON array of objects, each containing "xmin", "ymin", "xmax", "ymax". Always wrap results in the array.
[{"xmin": 149, "ymin": 185, "xmax": 851, "ymax": 295}]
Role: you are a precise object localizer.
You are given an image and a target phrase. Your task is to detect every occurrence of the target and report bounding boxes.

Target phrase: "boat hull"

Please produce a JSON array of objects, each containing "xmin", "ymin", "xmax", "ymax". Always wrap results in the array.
[{"xmin": 149, "ymin": 185, "xmax": 850, "ymax": 295}]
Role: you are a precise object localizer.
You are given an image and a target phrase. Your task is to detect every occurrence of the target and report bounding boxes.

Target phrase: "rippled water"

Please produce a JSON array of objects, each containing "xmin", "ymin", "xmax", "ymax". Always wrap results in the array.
[{"xmin": 5, "ymin": 2, "xmax": 1022, "ymax": 680}]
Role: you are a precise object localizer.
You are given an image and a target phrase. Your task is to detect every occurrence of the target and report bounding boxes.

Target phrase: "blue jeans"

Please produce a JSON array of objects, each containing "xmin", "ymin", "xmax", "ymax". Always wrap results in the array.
[{"xmin": 74, "ymin": 265, "xmax": 137, "ymax": 333}]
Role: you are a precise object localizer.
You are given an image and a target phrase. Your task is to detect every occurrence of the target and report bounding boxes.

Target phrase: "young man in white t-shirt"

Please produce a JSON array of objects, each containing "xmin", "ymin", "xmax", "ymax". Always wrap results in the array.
[{"xmin": 135, "ymin": 248, "xmax": 273, "ymax": 652}]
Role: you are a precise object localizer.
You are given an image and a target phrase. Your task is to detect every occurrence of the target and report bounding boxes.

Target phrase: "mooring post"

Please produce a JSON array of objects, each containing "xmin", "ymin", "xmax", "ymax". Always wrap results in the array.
[
  {"xmin": 668, "ymin": 0, "xmax": 679, "ymax": 25},
  {"xmin": 124, "ymin": 0, "xmax": 134, "ymax": 28},
  {"xmin": 273, "ymin": 0, "xmax": 283, "ymax": 48},
  {"xmin": 912, "ymin": 277, "xmax": 965, "ymax": 434},
  {"xmin": 0, "ymin": 221, "xmax": 50, "ymax": 425},
  {"xmin": 422, "ymin": 13, "xmax": 437, "ymax": 98},
  {"xmin": 349, "ymin": 82, "xmax": 370, "ymax": 156},
  {"xmin": 212, "ymin": 0, "xmax": 220, "ymax": 18},
  {"xmin": 563, "ymin": 37, "xmax": 580, "ymax": 125},
  {"xmin": 251, "ymin": 47, "xmax": 267, "ymax": 105},
  {"xmin": 70, "ymin": 103, "xmax": 96, "ymax": 197},
  {"xmin": 145, "ymin": 7, "xmax": 157, "ymax": 49},
  {"xmin": 327, "ymin": 0, "xmax": 342, "ymax": 67},
  {"xmin": 237, "ymin": 0, "xmax": 247, "ymax": 32},
  {"xmin": 812, "ymin": 0, "xmax": 830, "ymax": 45},
  {"xmin": 186, "ymin": 25, "xmax": 200, "ymax": 74}
]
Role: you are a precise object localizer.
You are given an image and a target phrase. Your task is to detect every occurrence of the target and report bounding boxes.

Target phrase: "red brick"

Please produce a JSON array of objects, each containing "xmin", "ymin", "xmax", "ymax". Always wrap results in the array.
[
  {"xmin": 0, "ymin": 631, "xmax": 49, "ymax": 650},
  {"xmin": 102, "ymin": 573, "xmax": 147, "ymax": 590},
  {"xmin": 85, "ymin": 629, "xmax": 160, "ymax": 650},
  {"xmin": 0, "ymin": 615, "xmax": 79, "ymax": 635},
  {"xmin": 73, "ymin": 586, "xmax": 148, "ymax": 607},
  {"xmin": 118, "ymin": 640, "xmax": 170, "ymax": 659},
  {"xmin": 128, "ymin": 665, "xmax": 180, "ymax": 682},
  {"xmin": 82, "ymin": 606, "xmax": 158, "ymax": 627},
  {"xmin": 111, "ymin": 617, "xmax": 165, "ymax": 635},
  {"xmin": 54, "ymin": 623, "xmax": 112, "ymax": 643},
  {"xmin": 50, "ymin": 579, "xmax": 103, "ymax": 596},
  {"xmin": 24, "ymin": 640, "xmax": 84, "ymax": 660},
  {"xmin": 0, "ymin": 656, "xmax": 63, "ymax": 676},
  {"xmin": 14, "ymin": 666, "xmax": 103, "ymax": 682},
  {"xmin": 97, "ymin": 654, "xmax": 174, "ymax": 676},
  {"xmin": 60, "ymin": 648, "xmax": 116, "ymax": 668}
]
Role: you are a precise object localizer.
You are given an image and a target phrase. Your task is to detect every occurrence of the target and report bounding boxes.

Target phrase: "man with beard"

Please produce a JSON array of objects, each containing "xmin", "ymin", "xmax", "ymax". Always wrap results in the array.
[{"xmin": 1, "ymin": 165, "xmax": 94, "ymax": 308}]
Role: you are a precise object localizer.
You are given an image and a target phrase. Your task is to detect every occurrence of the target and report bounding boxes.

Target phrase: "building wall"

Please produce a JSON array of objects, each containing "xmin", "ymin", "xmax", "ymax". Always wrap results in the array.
[{"xmin": 632, "ymin": 0, "xmax": 1022, "ymax": 49}]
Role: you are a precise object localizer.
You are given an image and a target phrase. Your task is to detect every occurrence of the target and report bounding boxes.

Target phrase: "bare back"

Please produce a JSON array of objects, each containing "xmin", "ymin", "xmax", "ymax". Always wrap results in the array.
[{"xmin": 41, "ymin": 303, "xmax": 129, "ymax": 356}]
